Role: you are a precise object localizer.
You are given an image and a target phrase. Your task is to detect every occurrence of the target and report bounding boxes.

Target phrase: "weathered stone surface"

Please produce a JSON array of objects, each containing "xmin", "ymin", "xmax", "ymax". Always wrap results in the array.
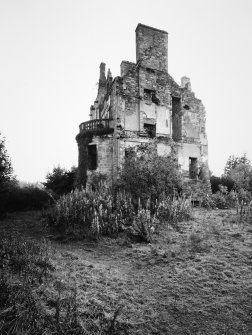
[{"xmin": 76, "ymin": 24, "xmax": 208, "ymax": 187}]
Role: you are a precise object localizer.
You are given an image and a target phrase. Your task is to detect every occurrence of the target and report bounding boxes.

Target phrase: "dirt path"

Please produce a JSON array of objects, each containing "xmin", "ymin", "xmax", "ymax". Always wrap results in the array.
[{"xmin": 1, "ymin": 209, "xmax": 252, "ymax": 334}]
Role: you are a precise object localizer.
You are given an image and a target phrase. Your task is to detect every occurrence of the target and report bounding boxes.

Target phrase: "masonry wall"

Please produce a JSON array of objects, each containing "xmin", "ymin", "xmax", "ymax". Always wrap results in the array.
[{"xmin": 84, "ymin": 137, "xmax": 114, "ymax": 188}]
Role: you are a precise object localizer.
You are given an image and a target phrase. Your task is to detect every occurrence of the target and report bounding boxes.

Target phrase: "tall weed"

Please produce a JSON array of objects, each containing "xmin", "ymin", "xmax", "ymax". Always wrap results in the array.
[{"xmin": 157, "ymin": 196, "xmax": 192, "ymax": 227}]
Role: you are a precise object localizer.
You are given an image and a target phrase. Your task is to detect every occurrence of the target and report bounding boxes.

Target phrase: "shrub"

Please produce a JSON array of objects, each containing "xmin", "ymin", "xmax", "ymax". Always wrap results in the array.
[
  {"xmin": 5, "ymin": 185, "xmax": 53, "ymax": 212},
  {"xmin": 44, "ymin": 188, "xmax": 136, "ymax": 239},
  {"xmin": 44, "ymin": 166, "xmax": 77, "ymax": 197},
  {"xmin": 201, "ymin": 193, "xmax": 217, "ymax": 209},
  {"xmin": 210, "ymin": 175, "xmax": 235, "ymax": 193},
  {"xmin": 116, "ymin": 142, "xmax": 183, "ymax": 210},
  {"xmin": 211, "ymin": 192, "xmax": 228, "ymax": 209},
  {"xmin": 129, "ymin": 208, "xmax": 157, "ymax": 243},
  {"xmin": 88, "ymin": 171, "xmax": 107, "ymax": 191}
]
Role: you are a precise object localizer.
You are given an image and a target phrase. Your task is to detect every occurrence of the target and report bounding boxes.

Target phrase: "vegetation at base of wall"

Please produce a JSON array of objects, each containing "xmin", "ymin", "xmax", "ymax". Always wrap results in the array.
[
  {"xmin": 115, "ymin": 142, "xmax": 183, "ymax": 210},
  {"xmin": 44, "ymin": 143, "xmax": 195, "ymax": 242},
  {"xmin": 44, "ymin": 186, "xmax": 193, "ymax": 242}
]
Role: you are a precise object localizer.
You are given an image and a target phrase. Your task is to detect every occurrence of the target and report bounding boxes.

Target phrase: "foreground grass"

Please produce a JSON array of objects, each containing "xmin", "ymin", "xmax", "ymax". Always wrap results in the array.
[{"xmin": 0, "ymin": 209, "xmax": 252, "ymax": 334}]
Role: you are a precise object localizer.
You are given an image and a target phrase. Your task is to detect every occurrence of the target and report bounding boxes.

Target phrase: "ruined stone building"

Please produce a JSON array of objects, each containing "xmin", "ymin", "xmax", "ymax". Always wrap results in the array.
[{"xmin": 76, "ymin": 24, "xmax": 208, "ymax": 186}]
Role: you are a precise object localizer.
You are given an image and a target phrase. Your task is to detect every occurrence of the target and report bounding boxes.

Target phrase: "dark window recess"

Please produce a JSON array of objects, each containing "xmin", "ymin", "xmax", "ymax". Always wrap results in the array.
[
  {"xmin": 172, "ymin": 96, "xmax": 182, "ymax": 141},
  {"xmin": 189, "ymin": 157, "xmax": 198, "ymax": 179},
  {"xmin": 125, "ymin": 147, "xmax": 135, "ymax": 159},
  {"xmin": 88, "ymin": 145, "xmax": 97, "ymax": 170},
  {"xmin": 144, "ymin": 89, "xmax": 160, "ymax": 105},
  {"xmin": 144, "ymin": 123, "xmax": 156, "ymax": 138},
  {"xmin": 183, "ymin": 104, "xmax": 190, "ymax": 110},
  {"xmin": 146, "ymin": 67, "xmax": 155, "ymax": 74}
]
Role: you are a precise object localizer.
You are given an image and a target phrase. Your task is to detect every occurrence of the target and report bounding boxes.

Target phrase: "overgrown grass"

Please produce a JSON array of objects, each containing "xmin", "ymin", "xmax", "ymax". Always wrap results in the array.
[
  {"xmin": 1, "ymin": 207, "xmax": 252, "ymax": 334},
  {"xmin": 0, "ymin": 233, "xmax": 124, "ymax": 334}
]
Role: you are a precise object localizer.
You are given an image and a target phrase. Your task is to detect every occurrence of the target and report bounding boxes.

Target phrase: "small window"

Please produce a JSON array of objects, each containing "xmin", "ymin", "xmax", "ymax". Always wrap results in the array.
[
  {"xmin": 144, "ymin": 123, "xmax": 156, "ymax": 138},
  {"xmin": 88, "ymin": 145, "xmax": 97, "ymax": 170},
  {"xmin": 146, "ymin": 67, "xmax": 155, "ymax": 74}
]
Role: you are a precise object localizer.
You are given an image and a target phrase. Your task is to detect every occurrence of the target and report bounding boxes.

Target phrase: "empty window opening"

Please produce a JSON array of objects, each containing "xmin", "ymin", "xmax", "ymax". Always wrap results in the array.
[
  {"xmin": 183, "ymin": 104, "xmax": 190, "ymax": 110},
  {"xmin": 144, "ymin": 89, "xmax": 160, "ymax": 105},
  {"xmin": 146, "ymin": 67, "xmax": 155, "ymax": 74},
  {"xmin": 125, "ymin": 147, "xmax": 135, "ymax": 160},
  {"xmin": 88, "ymin": 145, "xmax": 97, "ymax": 170},
  {"xmin": 144, "ymin": 123, "xmax": 156, "ymax": 138},
  {"xmin": 189, "ymin": 157, "xmax": 198, "ymax": 179},
  {"xmin": 172, "ymin": 96, "xmax": 182, "ymax": 141}
]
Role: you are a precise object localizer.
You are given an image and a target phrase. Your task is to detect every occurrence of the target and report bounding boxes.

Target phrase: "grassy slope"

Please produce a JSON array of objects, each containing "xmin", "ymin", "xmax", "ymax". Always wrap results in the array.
[{"xmin": 1, "ymin": 209, "xmax": 252, "ymax": 334}]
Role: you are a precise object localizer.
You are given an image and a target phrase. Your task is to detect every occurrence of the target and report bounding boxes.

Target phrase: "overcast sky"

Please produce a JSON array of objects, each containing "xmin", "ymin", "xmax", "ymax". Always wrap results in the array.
[{"xmin": 1, "ymin": 0, "xmax": 252, "ymax": 182}]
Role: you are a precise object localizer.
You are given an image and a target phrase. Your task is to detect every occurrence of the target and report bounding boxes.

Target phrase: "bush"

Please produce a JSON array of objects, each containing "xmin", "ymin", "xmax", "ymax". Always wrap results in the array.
[
  {"xmin": 210, "ymin": 175, "xmax": 235, "ymax": 193},
  {"xmin": 5, "ymin": 185, "xmax": 53, "ymax": 212},
  {"xmin": 211, "ymin": 192, "xmax": 228, "ymax": 209},
  {"xmin": 45, "ymin": 186, "xmax": 195, "ymax": 241},
  {"xmin": 44, "ymin": 188, "xmax": 135, "ymax": 239},
  {"xmin": 116, "ymin": 142, "xmax": 183, "ymax": 210},
  {"xmin": 44, "ymin": 166, "xmax": 77, "ymax": 197},
  {"xmin": 201, "ymin": 193, "xmax": 217, "ymax": 209},
  {"xmin": 129, "ymin": 208, "xmax": 157, "ymax": 243}
]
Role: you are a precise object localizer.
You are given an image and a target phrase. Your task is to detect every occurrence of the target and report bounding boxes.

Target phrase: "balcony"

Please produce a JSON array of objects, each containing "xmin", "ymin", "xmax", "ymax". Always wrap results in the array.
[{"xmin": 78, "ymin": 119, "xmax": 114, "ymax": 137}]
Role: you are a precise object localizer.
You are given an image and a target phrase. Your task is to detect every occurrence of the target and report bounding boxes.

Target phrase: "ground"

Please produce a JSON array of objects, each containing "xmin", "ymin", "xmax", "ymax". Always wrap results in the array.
[{"xmin": 1, "ymin": 208, "xmax": 252, "ymax": 334}]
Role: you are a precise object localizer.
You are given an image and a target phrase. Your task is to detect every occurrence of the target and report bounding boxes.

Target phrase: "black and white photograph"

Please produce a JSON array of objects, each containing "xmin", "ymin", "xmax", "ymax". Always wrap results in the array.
[{"xmin": 0, "ymin": 0, "xmax": 252, "ymax": 334}]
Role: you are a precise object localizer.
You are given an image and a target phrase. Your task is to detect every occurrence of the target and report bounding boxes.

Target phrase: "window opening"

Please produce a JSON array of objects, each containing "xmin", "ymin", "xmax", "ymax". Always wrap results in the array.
[
  {"xmin": 144, "ymin": 89, "xmax": 160, "ymax": 105},
  {"xmin": 144, "ymin": 123, "xmax": 156, "ymax": 138},
  {"xmin": 189, "ymin": 157, "xmax": 198, "ymax": 179},
  {"xmin": 88, "ymin": 145, "xmax": 97, "ymax": 170}
]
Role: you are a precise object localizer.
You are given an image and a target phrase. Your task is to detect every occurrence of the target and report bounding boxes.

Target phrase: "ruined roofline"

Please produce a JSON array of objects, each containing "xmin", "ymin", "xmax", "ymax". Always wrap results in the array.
[
  {"xmin": 135, "ymin": 23, "xmax": 168, "ymax": 35},
  {"xmin": 121, "ymin": 60, "xmax": 136, "ymax": 65}
]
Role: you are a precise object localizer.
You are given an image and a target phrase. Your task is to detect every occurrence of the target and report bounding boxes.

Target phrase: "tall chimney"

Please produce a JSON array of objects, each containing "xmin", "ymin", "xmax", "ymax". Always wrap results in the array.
[{"xmin": 135, "ymin": 23, "xmax": 168, "ymax": 72}]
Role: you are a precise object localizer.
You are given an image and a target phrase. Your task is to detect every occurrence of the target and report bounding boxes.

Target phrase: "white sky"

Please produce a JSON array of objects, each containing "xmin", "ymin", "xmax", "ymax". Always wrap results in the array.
[{"xmin": 1, "ymin": 0, "xmax": 252, "ymax": 182}]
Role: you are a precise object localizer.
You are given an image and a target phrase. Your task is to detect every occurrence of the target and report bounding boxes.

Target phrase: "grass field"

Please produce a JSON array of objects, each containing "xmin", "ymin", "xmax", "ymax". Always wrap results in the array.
[{"xmin": 0, "ymin": 208, "xmax": 252, "ymax": 334}]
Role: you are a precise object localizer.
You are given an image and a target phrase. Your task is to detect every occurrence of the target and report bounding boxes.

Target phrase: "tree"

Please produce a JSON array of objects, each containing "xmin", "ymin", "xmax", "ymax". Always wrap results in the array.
[
  {"xmin": 229, "ymin": 163, "xmax": 252, "ymax": 191},
  {"xmin": 223, "ymin": 154, "xmax": 252, "ymax": 191},
  {"xmin": 0, "ymin": 133, "xmax": 16, "ymax": 216},
  {"xmin": 224, "ymin": 154, "xmax": 251, "ymax": 176},
  {"xmin": 0, "ymin": 133, "xmax": 14, "ymax": 187},
  {"xmin": 116, "ymin": 142, "xmax": 183, "ymax": 207},
  {"xmin": 43, "ymin": 166, "xmax": 77, "ymax": 197}
]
